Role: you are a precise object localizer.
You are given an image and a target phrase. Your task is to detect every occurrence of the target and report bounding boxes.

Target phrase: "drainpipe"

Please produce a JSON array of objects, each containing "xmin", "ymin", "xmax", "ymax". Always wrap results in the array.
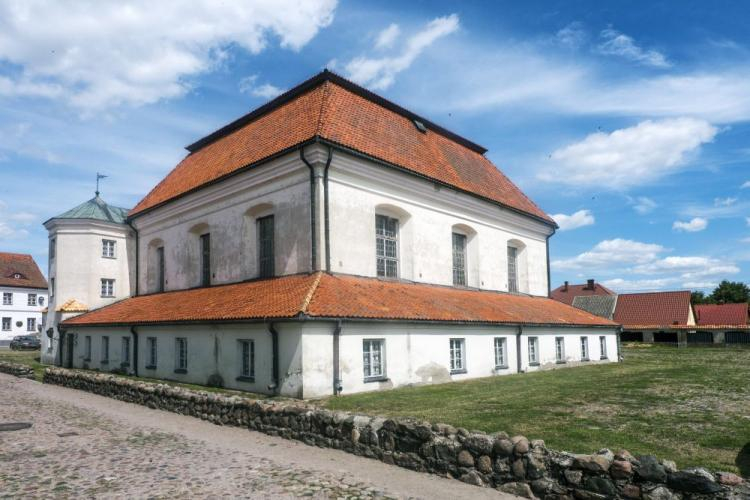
[
  {"xmin": 332, "ymin": 320, "xmax": 342, "ymax": 395},
  {"xmin": 127, "ymin": 221, "xmax": 139, "ymax": 296},
  {"xmin": 516, "ymin": 325, "xmax": 523, "ymax": 373},
  {"xmin": 130, "ymin": 326, "xmax": 139, "ymax": 377},
  {"xmin": 300, "ymin": 148, "xmax": 318, "ymax": 271},
  {"xmin": 322, "ymin": 147, "xmax": 333, "ymax": 272},
  {"xmin": 267, "ymin": 321, "xmax": 280, "ymax": 395}
]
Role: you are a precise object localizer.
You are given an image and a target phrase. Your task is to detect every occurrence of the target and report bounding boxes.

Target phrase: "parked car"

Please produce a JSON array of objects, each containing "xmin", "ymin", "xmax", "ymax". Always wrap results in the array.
[{"xmin": 9, "ymin": 335, "xmax": 41, "ymax": 350}]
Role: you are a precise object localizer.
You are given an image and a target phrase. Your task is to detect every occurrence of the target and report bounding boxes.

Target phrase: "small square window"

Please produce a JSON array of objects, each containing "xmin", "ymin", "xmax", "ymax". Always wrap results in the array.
[
  {"xmin": 1, "ymin": 317, "xmax": 10, "ymax": 331},
  {"xmin": 102, "ymin": 239, "xmax": 116, "ymax": 258},
  {"xmin": 27, "ymin": 294, "xmax": 37, "ymax": 306},
  {"xmin": 26, "ymin": 318, "xmax": 36, "ymax": 332},
  {"xmin": 101, "ymin": 279, "xmax": 115, "ymax": 297},
  {"xmin": 2, "ymin": 292, "xmax": 12, "ymax": 306},
  {"xmin": 363, "ymin": 339, "xmax": 386, "ymax": 380},
  {"xmin": 449, "ymin": 338, "xmax": 466, "ymax": 373}
]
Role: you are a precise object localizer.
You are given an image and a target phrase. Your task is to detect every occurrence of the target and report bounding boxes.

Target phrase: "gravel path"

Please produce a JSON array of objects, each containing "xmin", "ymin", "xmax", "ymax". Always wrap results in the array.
[{"xmin": 0, "ymin": 374, "xmax": 514, "ymax": 499}]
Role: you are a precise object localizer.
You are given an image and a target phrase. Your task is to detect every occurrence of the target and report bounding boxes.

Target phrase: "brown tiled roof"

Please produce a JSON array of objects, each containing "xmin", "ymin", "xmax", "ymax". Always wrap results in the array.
[
  {"xmin": 550, "ymin": 282, "xmax": 615, "ymax": 306},
  {"xmin": 694, "ymin": 303, "xmax": 748, "ymax": 326},
  {"xmin": 0, "ymin": 252, "xmax": 48, "ymax": 289},
  {"xmin": 63, "ymin": 273, "xmax": 614, "ymax": 327},
  {"xmin": 129, "ymin": 72, "xmax": 553, "ymax": 225},
  {"xmin": 614, "ymin": 291, "xmax": 692, "ymax": 328}
]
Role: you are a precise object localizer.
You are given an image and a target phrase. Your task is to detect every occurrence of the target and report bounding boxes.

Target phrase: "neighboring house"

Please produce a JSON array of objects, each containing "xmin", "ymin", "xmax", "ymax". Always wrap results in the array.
[
  {"xmin": 49, "ymin": 71, "xmax": 618, "ymax": 398},
  {"xmin": 614, "ymin": 291, "xmax": 694, "ymax": 342},
  {"xmin": 691, "ymin": 303, "xmax": 750, "ymax": 344},
  {"xmin": 0, "ymin": 252, "xmax": 48, "ymax": 345},
  {"xmin": 41, "ymin": 195, "xmax": 135, "ymax": 363},
  {"xmin": 550, "ymin": 279, "xmax": 615, "ymax": 306},
  {"xmin": 572, "ymin": 295, "xmax": 617, "ymax": 321}
]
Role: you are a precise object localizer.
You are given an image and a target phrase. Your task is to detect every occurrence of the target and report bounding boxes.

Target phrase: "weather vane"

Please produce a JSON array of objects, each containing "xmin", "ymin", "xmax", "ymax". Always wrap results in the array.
[{"xmin": 95, "ymin": 172, "xmax": 108, "ymax": 196}]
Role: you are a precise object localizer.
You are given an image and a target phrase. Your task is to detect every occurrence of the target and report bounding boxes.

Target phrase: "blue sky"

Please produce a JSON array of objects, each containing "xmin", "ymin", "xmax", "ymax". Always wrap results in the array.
[{"xmin": 0, "ymin": 0, "xmax": 749, "ymax": 292}]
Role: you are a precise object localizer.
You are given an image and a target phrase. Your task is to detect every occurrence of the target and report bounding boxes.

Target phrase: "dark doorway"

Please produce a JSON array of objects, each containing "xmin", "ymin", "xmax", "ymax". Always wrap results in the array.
[
  {"xmin": 687, "ymin": 331, "xmax": 714, "ymax": 344},
  {"xmin": 620, "ymin": 331, "xmax": 643, "ymax": 342},
  {"xmin": 653, "ymin": 331, "xmax": 678, "ymax": 344},
  {"xmin": 65, "ymin": 333, "xmax": 74, "ymax": 368}
]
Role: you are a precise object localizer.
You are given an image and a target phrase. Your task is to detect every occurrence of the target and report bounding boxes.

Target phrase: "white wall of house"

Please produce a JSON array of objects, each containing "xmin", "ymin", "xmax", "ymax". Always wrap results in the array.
[
  {"xmin": 41, "ymin": 219, "xmax": 135, "ymax": 362},
  {"xmin": 0, "ymin": 286, "xmax": 47, "ymax": 341},
  {"xmin": 133, "ymin": 153, "xmax": 312, "ymax": 293},
  {"xmin": 59, "ymin": 321, "xmax": 618, "ymax": 399}
]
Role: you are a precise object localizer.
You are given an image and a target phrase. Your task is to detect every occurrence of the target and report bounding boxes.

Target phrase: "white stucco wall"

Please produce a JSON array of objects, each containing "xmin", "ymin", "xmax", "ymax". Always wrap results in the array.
[
  {"xmin": 0, "ymin": 286, "xmax": 47, "ymax": 341},
  {"xmin": 133, "ymin": 153, "xmax": 312, "ymax": 293},
  {"xmin": 325, "ymin": 149, "xmax": 553, "ymax": 295}
]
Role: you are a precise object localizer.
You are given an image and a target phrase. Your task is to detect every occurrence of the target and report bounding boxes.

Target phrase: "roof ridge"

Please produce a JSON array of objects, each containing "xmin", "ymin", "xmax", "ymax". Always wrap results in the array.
[
  {"xmin": 315, "ymin": 80, "xmax": 332, "ymax": 137},
  {"xmin": 299, "ymin": 271, "xmax": 324, "ymax": 314}
]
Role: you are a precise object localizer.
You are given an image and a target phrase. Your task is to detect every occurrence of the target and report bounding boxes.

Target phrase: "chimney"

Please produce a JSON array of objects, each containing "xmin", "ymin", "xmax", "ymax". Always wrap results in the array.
[
  {"xmin": 586, "ymin": 279, "xmax": 595, "ymax": 290},
  {"xmin": 563, "ymin": 281, "xmax": 569, "ymax": 291}
]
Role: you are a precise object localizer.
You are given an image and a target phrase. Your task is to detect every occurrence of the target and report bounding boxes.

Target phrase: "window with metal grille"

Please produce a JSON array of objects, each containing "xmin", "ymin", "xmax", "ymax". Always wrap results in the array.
[
  {"xmin": 507, "ymin": 246, "xmax": 519, "ymax": 293},
  {"xmin": 555, "ymin": 337, "xmax": 565, "ymax": 362},
  {"xmin": 528, "ymin": 337, "xmax": 539, "ymax": 365},
  {"xmin": 494, "ymin": 337, "xmax": 507, "ymax": 368},
  {"xmin": 449, "ymin": 338, "xmax": 466, "ymax": 373},
  {"xmin": 599, "ymin": 336, "xmax": 607, "ymax": 359},
  {"xmin": 239, "ymin": 339, "xmax": 255, "ymax": 379},
  {"xmin": 84, "ymin": 336, "xmax": 91, "ymax": 361},
  {"xmin": 121, "ymin": 337, "xmax": 130, "ymax": 365},
  {"xmin": 452, "ymin": 232, "xmax": 467, "ymax": 286},
  {"xmin": 175, "ymin": 338, "xmax": 187, "ymax": 371},
  {"xmin": 146, "ymin": 337, "xmax": 157, "ymax": 368},
  {"xmin": 200, "ymin": 233, "xmax": 211, "ymax": 286},
  {"xmin": 102, "ymin": 239, "xmax": 116, "ymax": 258},
  {"xmin": 102, "ymin": 336, "xmax": 109, "ymax": 363},
  {"xmin": 580, "ymin": 336, "xmax": 589, "ymax": 360},
  {"xmin": 375, "ymin": 215, "xmax": 398, "ymax": 278},
  {"xmin": 26, "ymin": 318, "xmax": 35, "ymax": 331},
  {"xmin": 156, "ymin": 246, "xmax": 165, "ymax": 292},
  {"xmin": 363, "ymin": 339, "xmax": 385, "ymax": 379},
  {"xmin": 3, "ymin": 292, "xmax": 12, "ymax": 305},
  {"xmin": 257, "ymin": 215, "xmax": 275, "ymax": 278},
  {"xmin": 101, "ymin": 278, "xmax": 115, "ymax": 297}
]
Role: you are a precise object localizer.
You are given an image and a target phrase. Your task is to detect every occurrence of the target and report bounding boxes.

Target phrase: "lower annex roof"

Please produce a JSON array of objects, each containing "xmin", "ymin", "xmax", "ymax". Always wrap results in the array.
[{"xmin": 62, "ymin": 273, "xmax": 616, "ymax": 328}]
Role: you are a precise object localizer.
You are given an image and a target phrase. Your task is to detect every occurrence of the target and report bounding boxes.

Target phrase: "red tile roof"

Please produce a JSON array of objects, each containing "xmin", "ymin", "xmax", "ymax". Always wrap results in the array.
[
  {"xmin": 0, "ymin": 252, "xmax": 48, "ymax": 290},
  {"xmin": 550, "ymin": 282, "xmax": 615, "ymax": 306},
  {"xmin": 63, "ymin": 273, "xmax": 615, "ymax": 327},
  {"xmin": 694, "ymin": 303, "xmax": 748, "ymax": 326},
  {"xmin": 129, "ymin": 72, "xmax": 553, "ymax": 225},
  {"xmin": 613, "ymin": 291, "xmax": 692, "ymax": 328}
]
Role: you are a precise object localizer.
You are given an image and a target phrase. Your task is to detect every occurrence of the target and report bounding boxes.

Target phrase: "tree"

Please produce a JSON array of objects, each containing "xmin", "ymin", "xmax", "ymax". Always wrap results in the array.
[
  {"xmin": 709, "ymin": 280, "xmax": 750, "ymax": 304},
  {"xmin": 691, "ymin": 290, "xmax": 711, "ymax": 304}
]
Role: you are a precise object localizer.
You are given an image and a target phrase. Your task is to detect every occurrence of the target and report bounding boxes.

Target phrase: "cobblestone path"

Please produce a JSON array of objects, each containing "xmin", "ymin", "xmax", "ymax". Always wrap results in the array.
[{"xmin": 0, "ymin": 374, "xmax": 511, "ymax": 499}]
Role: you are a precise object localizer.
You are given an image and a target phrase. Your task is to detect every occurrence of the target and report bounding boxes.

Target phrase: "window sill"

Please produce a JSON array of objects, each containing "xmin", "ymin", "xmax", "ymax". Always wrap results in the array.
[
  {"xmin": 101, "ymin": 256, "xmax": 117, "ymax": 260},
  {"xmin": 556, "ymin": 360, "xmax": 567, "ymax": 364},
  {"xmin": 450, "ymin": 369, "xmax": 467, "ymax": 375},
  {"xmin": 528, "ymin": 362, "xmax": 540, "ymax": 367},
  {"xmin": 581, "ymin": 358, "xmax": 590, "ymax": 362},
  {"xmin": 494, "ymin": 365, "xmax": 509, "ymax": 370},
  {"xmin": 145, "ymin": 365, "xmax": 157, "ymax": 370},
  {"xmin": 364, "ymin": 376, "xmax": 389, "ymax": 383},
  {"xmin": 600, "ymin": 356, "xmax": 608, "ymax": 360},
  {"xmin": 236, "ymin": 376, "xmax": 255, "ymax": 383},
  {"xmin": 100, "ymin": 296, "xmax": 115, "ymax": 299},
  {"xmin": 173, "ymin": 368, "xmax": 188, "ymax": 374}
]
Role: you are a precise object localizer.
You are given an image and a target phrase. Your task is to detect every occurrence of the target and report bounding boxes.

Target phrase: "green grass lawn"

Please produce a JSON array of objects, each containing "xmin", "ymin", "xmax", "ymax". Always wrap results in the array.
[{"xmin": 325, "ymin": 344, "xmax": 750, "ymax": 475}]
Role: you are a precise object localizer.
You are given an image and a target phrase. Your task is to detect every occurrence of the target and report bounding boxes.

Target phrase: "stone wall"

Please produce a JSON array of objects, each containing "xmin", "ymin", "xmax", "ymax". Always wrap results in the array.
[
  {"xmin": 0, "ymin": 361, "xmax": 35, "ymax": 379},
  {"xmin": 42, "ymin": 367, "xmax": 746, "ymax": 499}
]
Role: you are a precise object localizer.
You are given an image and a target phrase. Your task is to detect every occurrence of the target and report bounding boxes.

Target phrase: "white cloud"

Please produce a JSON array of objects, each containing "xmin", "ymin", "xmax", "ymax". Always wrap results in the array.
[
  {"xmin": 344, "ymin": 14, "xmax": 459, "ymax": 90},
  {"xmin": 0, "ymin": 221, "xmax": 29, "ymax": 240},
  {"xmin": 602, "ymin": 278, "xmax": 678, "ymax": 292},
  {"xmin": 556, "ymin": 22, "xmax": 587, "ymax": 49},
  {"xmin": 375, "ymin": 23, "xmax": 401, "ymax": 50},
  {"xmin": 540, "ymin": 118, "xmax": 718, "ymax": 189},
  {"xmin": 0, "ymin": 0, "xmax": 337, "ymax": 110},
  {"xmin": 741, "ymin": 181, "xmax": 750, "ymax": 189},
  {"xmin": 238, "ymin": 75, "xmax": 285, "ymax": 99},
  {"xmin": 682, "ymin": 281, "xmax": 718, "ymax": 290},
  {"xmin": 8, "ymin": 212, "xmax": 37, "ymax": 224},
  {"xmin": 628, "ymin": 196, "xmax": 658, "ymax": 214},
  {"xmin": 672, "ymin": 217, "xmax": 708, "ymax": 232},
  {"xmin": 552, "ymin": 238, "xmax": 666, "ymax": 270},
  {"xmin": 633, "ymin": 256, "xmax": 738, "ymax": 277},
  {"xmin": 550, "ymin": 209, "xmax": 595, "ymax": 231},
  {"xmin": 714, "ymin": 196, "xmax": 738, "ymax": 207},
  {"xmin": 596, "ymin": 28, "xmax": 671, "ymax": 68}
]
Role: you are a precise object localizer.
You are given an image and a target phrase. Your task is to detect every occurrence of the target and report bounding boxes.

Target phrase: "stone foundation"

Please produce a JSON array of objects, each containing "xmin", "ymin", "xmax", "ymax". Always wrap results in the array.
[
  {"xmin": 42, "ymin": 367, "xmax": 746, "ymax": 499},
  {"xmin": 0, "ymin": 361, "xmax": 35, "ymax": 379}
]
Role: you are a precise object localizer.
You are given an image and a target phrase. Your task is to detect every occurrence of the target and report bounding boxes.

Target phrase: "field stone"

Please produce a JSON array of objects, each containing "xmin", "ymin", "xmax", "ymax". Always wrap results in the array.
[
  {"xmin": 667, "ymin": 470, "xmax": 723, "ymax": 494},
  {"xmin": 564, "ymin": 469, "xmax": 583, "ymax": 486},
  {"xmin": 615, "ymin": 449, "xmax": 637, "ymax": 463},
  {"xmin": 476, "ymin": 455, "xmax": 493, "ymax": 474},
  {"xmin": 512, "ymin": 436, "xmax": 530, "ymax": 455},
  {"xmin": 610, "ymin": 459, "xmax": 633, "ymax": 479},
  {"xmin": 457, "ymin": 450, "xmax": 474, "ymax": 468},
  {"xmin": 493, "ymin": 438, "xmax": 514, "ymax": 457},
  {"xmin": 498, "ymin": 482, "xmax": 535, "ymax": 499},
  {"xmin": 642, "ymin": 486, "xmax": 676, "ymax": 500},
  {"xmin": 596, "ymin": 449, "xmax": 614, "ymax": 462},
  {"xmin": 583, "ymin": 477, "xmax": 616, "ymax": 497},
  {"xmin": 512, "ymin": 458, "xmax": 526, "ymax": 479},
  {"xmin": 717, "ymin": 472, "xmax": 744, "ymax": 486},
  {"xmin": 494, "ymin": 457, "xmax": 510, "ymax": 474},
  {"xmin": 526, "ymin": 455, "xmax": 546, "ymax": 480},
  {"xmin": 573, "ymin": 454, "xmax": 611, "ymax": 473},
  {"xmin": 464, "ymin": 434, "xmax": 494, "ymax": 455},
  {"xmin": 621, "ymin": 483, "xmax": 641, "ymax": 499},
  {"xmin": 636, "ymin": 455, "xmax": 667, "ymax": 483},
  {"xmin": 660, "ymin": 460, "xmax": 677, "ymax": 473},
  {"xmin": 459, "ymin": 470, "xmax": 484, "ymax": 487}
]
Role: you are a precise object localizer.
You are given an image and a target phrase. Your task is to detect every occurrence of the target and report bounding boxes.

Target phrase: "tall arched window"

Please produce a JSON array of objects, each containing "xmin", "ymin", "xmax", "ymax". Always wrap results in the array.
[
  {"xmin": 374, "ymin": 204, "xmax": 411, "ymax": 279},
  {"xmin": 451, "ymin": 223, "xmax": 477, "ymax": 287},
  {"xmin": 146, "ymin": 238, "xmax": 165, "ymax": 293},
  {"xmin": 507, "ymin": 239, "xmax": 527, "ymax": 293}
]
